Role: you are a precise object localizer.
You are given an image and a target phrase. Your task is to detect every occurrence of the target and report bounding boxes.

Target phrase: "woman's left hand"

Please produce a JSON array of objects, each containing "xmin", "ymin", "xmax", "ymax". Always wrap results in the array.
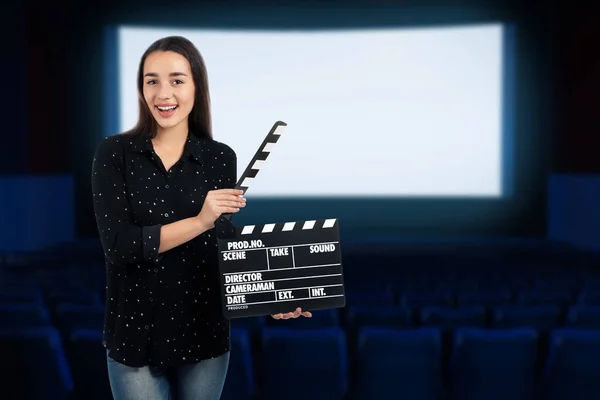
[{"xmin": 271, "ymin": 307, "xmax": 312, "ymax": 319}]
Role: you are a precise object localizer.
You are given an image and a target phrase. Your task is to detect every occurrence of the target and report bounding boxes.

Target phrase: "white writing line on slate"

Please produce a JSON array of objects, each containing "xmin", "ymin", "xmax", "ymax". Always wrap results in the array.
[{"xmin": 222, "ymin": 263, "xmax": 341, "ymax": 275}]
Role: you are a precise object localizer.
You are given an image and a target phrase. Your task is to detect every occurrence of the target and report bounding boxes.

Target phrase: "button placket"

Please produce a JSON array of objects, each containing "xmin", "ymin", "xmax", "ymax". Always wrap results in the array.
[
  {"xmin": 164, "ymin": 173, "xmax": 172, "ymax": 220},
  {"xmin": 165, "ymin": 164, "xmax": 181, "ymax": 222}
]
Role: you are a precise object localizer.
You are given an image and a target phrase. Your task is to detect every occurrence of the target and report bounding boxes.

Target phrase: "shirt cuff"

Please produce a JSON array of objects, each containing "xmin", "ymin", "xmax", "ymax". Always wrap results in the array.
[{"xmin": 142, "ymin": 224, "xmax": 163, "ymax": 263}]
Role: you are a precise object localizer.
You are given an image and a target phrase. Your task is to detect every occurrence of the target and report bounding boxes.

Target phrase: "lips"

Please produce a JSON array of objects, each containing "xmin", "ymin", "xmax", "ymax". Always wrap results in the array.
[{"xmin": 155, "ymin": 105, "xmax": 178, "ymax": 118}]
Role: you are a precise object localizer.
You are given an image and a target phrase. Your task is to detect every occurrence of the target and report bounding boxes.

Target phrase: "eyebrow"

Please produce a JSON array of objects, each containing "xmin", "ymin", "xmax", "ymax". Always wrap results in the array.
[{"xmin": 144, "ymin": 72, "xmax": 188, "ymax": 78}]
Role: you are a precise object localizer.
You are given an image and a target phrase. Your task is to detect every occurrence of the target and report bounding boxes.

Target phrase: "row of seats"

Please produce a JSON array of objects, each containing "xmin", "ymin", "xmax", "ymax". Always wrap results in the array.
[
  {"xmin": 235, "ymin": 305, "xmax": 600, "ymax": 336},
  {"xmin": 8, "ymin": 301, "xmax": 600, "ymax": 399},
  {"xmin": 7, "ymin": 301, "xmax": 600, "ymax": 334},
  {"xmin": 2, "ymin": 260, "xmax": 599, "ymax": 299},
  {"xmin": 344, "ymin": 273, "xmax": 600, "ymax": 294},
  {"xmin": 3, "ymin": 324, "xmax": 600, "ymax": 400},
  {"xmin": 347, "ymin": 288, "xmax": 600, "ymax": 308},
  {"xmin": 2, "ymin": 244, "xmax": 600, "ymax": 399},
  {"xmin": 6, "ymin": 282, "xmax": 600, "ymax": 310}
]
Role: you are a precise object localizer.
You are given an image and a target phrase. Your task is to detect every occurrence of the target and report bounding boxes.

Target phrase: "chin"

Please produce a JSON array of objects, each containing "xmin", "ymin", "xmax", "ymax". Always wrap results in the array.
[
  {"xmin": 152, "ymin": 111, "xmax": 183, "ymax": 127},
  {"xmin": 156, "ymin": 120, "xmax": 184, "ymax": 130}
]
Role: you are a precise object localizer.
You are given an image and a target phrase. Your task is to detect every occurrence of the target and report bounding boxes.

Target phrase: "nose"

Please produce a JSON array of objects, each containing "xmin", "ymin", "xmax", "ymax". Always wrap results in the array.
[{"xmin": 158, "ymin": 86, "xmax": 172, "ymax": 100}]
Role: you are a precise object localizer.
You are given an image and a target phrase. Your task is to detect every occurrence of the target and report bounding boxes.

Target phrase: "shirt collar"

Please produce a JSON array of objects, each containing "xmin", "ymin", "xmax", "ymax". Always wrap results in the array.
[
  {"xmin": 128, "ymin": 132, "xmax": 207, "ymax": 165},
  {"xmin": 185, "ymin": 133, "xmax": 207, "ymax": 165},
  {"xmin": 128, "ymin": 134, "xmax": 153, "ymax": 153}
]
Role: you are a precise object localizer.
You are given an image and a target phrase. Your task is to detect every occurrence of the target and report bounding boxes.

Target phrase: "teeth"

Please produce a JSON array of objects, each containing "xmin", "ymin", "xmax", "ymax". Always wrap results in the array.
[{"xmin": 157, "ymin": 105, "xmax": 177, "ymax": 111}]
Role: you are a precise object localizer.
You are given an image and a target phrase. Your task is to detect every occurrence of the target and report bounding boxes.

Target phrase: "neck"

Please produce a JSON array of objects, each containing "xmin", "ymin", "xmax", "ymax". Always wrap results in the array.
[{"xmin": 154, "ymin": 123, "xmax": 189, "ymax": 148}]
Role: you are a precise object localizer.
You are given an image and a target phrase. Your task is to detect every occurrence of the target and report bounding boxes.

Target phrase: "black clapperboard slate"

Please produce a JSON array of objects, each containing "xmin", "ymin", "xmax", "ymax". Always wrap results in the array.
[{"xmin": 215, "ymin": 121, "xmax": 346, "ymax": 318}]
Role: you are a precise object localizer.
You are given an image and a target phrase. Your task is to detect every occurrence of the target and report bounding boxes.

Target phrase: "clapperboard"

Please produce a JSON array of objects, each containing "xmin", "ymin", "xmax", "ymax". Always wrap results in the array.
[{"xmin": 215, "ymin": 121, "xmax": 346, "ymax": 318}]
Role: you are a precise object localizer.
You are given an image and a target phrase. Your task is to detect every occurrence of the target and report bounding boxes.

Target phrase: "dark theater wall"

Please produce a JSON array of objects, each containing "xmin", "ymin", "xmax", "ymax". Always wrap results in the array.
[
  {"xmin": 552, "ymin": 2, "xmax": 600, "ymax": 173},
  {"xmin": 2, "ymin": 2, "xmax": 27, "ymax": 174},
  {"xmin": 543, "ymin": 1, "xmax": 600, "ymax": 251}
]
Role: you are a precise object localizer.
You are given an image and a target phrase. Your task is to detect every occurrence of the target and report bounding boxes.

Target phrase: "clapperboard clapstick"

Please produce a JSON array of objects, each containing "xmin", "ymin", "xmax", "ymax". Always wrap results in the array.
[{"xmin": 215, "ymin": 121, "xmax": 346, "ymax": 318}]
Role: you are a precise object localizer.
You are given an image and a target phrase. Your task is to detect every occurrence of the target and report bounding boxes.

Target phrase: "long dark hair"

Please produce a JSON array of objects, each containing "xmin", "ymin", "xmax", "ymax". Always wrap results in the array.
[{"xmin": 124, "ymin": 36, "xmax": 212, "ymax": 140}]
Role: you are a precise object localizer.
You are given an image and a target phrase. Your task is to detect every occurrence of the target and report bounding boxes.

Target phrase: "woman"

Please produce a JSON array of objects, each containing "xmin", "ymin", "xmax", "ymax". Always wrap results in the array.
[{"xmin": 91, "ymin": 36, "xmax": 310, "ymax": 400}]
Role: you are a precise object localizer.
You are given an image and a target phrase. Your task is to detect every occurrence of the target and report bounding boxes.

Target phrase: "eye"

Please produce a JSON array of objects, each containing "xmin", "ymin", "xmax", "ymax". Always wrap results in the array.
[
  {"xmin": 173, "ymin": 79, "xmax": 183, "ymax": 85},
  {"xmin": 146, "ymin": 80, "xmax": 157, "ymax": 85}
]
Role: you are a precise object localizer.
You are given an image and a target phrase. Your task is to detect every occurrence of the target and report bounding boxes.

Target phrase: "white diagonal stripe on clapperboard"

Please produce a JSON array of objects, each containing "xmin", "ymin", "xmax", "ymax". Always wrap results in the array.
[
  {"xmin": 251, "ymin": 159, "xmax": 265, "ymax": 170},
  {"xmin": 262, "ymin": 223, "xmax": 276, "ymax": 233},
  {"xmin": 282, "ymin": 222, "xmax": 295, "ymax": 231},
  {"xmin": 240, "ymin": 177, "xmax": 254, "ymax": 188},
  {"xmin": 262, "ymin": 142, "xmax": 276, "ymax": 153}
]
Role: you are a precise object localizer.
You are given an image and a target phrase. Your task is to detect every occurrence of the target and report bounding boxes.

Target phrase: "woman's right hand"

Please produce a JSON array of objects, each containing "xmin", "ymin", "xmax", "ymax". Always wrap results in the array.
[{"xmin": 197, "ymin": 189, "xmax": 246, "ymax": 229}]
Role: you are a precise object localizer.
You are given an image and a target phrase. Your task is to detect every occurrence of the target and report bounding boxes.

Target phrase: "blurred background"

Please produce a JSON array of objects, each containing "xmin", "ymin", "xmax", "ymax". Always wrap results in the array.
[{"xmin": 3, "ymin": 0, "xmax": 600, "ymax": 398}]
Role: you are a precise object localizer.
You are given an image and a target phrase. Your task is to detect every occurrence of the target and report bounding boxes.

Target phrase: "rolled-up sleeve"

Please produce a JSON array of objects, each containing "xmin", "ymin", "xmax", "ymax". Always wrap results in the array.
[{"xmin": 91, "ymin": 138, "xmax": 162, "ymax": 266}]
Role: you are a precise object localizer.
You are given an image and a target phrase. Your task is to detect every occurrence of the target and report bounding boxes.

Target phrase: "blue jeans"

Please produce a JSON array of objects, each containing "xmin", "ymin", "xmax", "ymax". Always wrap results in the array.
[{"xmin": 106, "ymin": 351, "xmax": 230, "ymax": 400}]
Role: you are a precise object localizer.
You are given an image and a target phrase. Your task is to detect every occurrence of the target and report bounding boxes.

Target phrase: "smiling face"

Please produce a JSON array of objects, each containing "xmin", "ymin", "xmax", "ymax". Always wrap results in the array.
[{"xmin": 142, "ymin": 50, "xmax": 196, "ymax": 134}]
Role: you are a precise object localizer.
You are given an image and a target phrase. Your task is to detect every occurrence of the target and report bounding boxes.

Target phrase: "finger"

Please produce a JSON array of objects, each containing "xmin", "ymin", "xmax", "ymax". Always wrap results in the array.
[
  {"xmin": 302, "ymin": 311, "xmax": 312, "ymax": 318},
  {"xmin": 217, "ymin": 200, "xmax": 246, "ymax": 208},
  {"xmin": 214, "ymin": 201, "xmax": 246, "ymax": 210},
  {"xmin": 212, "ymin": 189, "xmax": 245, "ymax": 196},
  {"xmin": 212, "ymin": 191, "xmax": 245, "ymax": 199},
  {"xmin": 271, "ymin": 314, "xmax": 283, "ymax": 319},
  {"xmin": 213, "ymin": 197, "xmax": 247, "ymax": 208},
  {"xmin": 210, "ymin": 193, "xmax": 246, "ymax": 202},
  {"xmin": 219, "ymin": 207, "xmax": 241, "ymax": 214}
]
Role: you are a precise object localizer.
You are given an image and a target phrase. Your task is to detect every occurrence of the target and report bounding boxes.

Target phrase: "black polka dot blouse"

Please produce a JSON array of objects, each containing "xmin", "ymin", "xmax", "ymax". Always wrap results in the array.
[{"xmin": 91, "ymin": 132, "xmax": 237, "ymax": 368}]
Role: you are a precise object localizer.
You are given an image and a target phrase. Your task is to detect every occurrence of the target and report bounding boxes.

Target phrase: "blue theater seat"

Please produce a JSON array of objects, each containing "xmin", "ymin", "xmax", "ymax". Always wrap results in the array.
[
  {"xmin": 0, "ymin": 327, "xmax": 73, "ymax": 400},
  {"xmin": 354, "ymin": 327, "xmax": 442, "ymax": 400},
  {"xmin": 543, "ymin": 329, "xmax": 600, "ymax": 400},
  {"xmin": 456, "ymin": 290, "xmax": 513, "ymax": 307},
  {"xmin": 66, "ymin": 329, "xmax": 112, "ymax": 400},
  {"xmin": 345, "ymin": 290, "xmax": 395, "ymax": 306},
  {"xmin": 221, "ymin": 328, "xmax": 255, "ymax": 400},
  {"xmin": 230, "ymin": 315, "xmax": 265, "ymax": 334},
  {"xmin": 492, "ymin": 305, "xmax": 561, "ymax": 331},
  {"xmin": 518, "ymin": 290, "xmax": 573, "ymax": 308},
  {"xmin": 436, "ymin": 280, "xmax": 479, "ymax": 292},
  {"xmin": 533, "ymin": 278, "xmax": 574, "ymax": 291},
  {"xmin": 576, "ymin": 289, "xmax": 600, "ymax": 305},
  {"xmin": 420, "ymin": 306, "xmax": 486, "ymax": 331},
  {"xmin": 343, "ymin": 276, "xmax": 383, "ymax": 292},
  {"xmin": 583, "ymin": 279, "xmax": 600, "ymax": 291},
  {"xmin": 54, "ymin": 303, "xmax": 105, "ymax": 335},
  {"xmin": 261, "ymin": 327, "xmax": 347, "ymax": 400},
  {"xmin": 0, "ymin": 287, "xmax": 44, "ymax": 305},
  {"xmin": 450, "ymin": 328, "xmax": 539, "ymax": 400},
  {"xmin": 0, "ymin": 303, "xmax": 51, "ymax": 329},
  {"xmin": 565, "ymin": 306, "xmax": 600, "ymax": 329},
  {"xmin": 388, "ymin": 277, "xmax": 430, "ymax": 292},
  {"xmin": 345, "ymin": 305, "xmax": 412, "ymax": 331},
  {"xmin": 46, "ymin": 288, "xmax": 102, "ymax": 309},
  {"xmin": 402, "ymin": 290, "xmax": 455, "ymax": 308}
]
